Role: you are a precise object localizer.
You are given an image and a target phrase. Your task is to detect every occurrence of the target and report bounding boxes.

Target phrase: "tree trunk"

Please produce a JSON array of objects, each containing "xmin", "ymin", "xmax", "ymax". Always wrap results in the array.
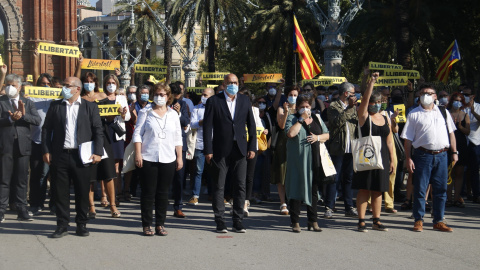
[
  {"xmin": 164, "ymin": 0, "xmax": 173, "ymax": 84},
  {"xmin": 395, "ymin": 0, "xmax": 411, "ymax": 69},
  {"xmin": 207, "ymin": 12, "xmax": 216, "ymax": 72},
  {"xmin": 285, "ymin": 12, "xmax": 294, "ymax": 86}
]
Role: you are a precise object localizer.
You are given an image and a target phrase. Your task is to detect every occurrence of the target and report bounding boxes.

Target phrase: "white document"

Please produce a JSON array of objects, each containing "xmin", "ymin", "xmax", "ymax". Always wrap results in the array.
[{"xmin": 79, "ymin": 141, "xmax": 108, "ymax": 164}]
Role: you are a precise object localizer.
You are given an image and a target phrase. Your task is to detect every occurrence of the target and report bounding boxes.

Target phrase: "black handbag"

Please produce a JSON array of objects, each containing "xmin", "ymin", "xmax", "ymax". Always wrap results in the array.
[
  {"xmin": 393, "ymin": 133, "xmax": 405, "ymax": 162},
  {"xmin": 110, "ymin": 120, "xmax": 126, "ymax": 137}
]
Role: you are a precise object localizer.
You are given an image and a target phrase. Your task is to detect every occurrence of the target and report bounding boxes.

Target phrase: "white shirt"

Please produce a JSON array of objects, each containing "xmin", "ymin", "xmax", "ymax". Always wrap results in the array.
[
  {"xmin": 133, "ymin": 107, "xmax": 183, "ymax": 163},
  {"xmin": 224, "ymin": 91, "xmax": 237, "ymax": 120},
  {"xmin": 464, "ymin": 102, "xmax": 480, "ymax": 145},
  {"xmin": 341, "ymin": 101, "xmax": 352, "ymax": 153},
  {"xmin": 401, "ymin": 105, "xmax": 456, "ymax": 150},
  {"xmin": 190, "ymin": 103, "xmax": 206, "ymax": 150},
  {"xmin": 63, "ymin": 96, "xmax": 82, "ymax": 149}
]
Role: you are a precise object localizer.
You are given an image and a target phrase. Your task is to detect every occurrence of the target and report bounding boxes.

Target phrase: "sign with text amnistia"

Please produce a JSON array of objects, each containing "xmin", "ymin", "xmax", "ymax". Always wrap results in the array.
[
  {"xmin": 98, "ymin": 104, "xmax": 121, "ymax": 116},
  {"xmin": 374, "ymin": 76, "xmax": 409, "ymax": 86},
  {"xmin": 25, "ymin": 86, "xmax": 63, "ymax": 99},
  {"xmin": 201, "ymin": 72, "xmax": 230, "ymax": 81},
  {"xmin": 384, "ymin": 69, "xmax": 420, "ymax": 79},
  {"xmin": 369, "ymin": 62, "xmax": 403, "ymax": 70},
  {"xmin": 243, "ymin": 74, "xmax": 283, "ymax": 83},
  {"xmin": 134, "ymin": 64, "xmax": 167, "ymax": 74},
  {"xmin": 186, "ymin": 87, "xmax": 206, "ymax": 94},
  {"xmin": 81, "ymin": 59, "xmax": 120, "ymax": 70},
  {"xmin": 37, "ymin": 42, "xmax": 80, "ymax": 58}
]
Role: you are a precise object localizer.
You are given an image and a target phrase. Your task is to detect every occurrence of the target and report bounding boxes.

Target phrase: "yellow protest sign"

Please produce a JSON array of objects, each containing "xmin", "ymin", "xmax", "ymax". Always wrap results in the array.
[
  {"xmin": 0, "ymin": 55, "xmax": 3, "ymax": 65},
  {"xmin": 369, "ymin": 62, "xmax": 403, "ymax": 70},
  {"xmin": 81, "ymin": 59, "xmax": 120, "ymax": 70},
  {"xmin": 317, "ymin": 76, "xmax": 347, "ymax": 84},
  {"xmin": 186, "ymin": 87, "xmax": 205, "ymax": 94},
  {"xmin": 25, "ymin": 86, "xmax": 63, "ymax": 99},
  {"xmin": 393, "ymin": 104, "xmax": 406, "ymax": 123},
  {"xmin": 302, "ymin": 79, "xmax": 333, "ymax": 87},
  {"xmin": 201, "ymin": 72, "xmax": 230, "ymax": 81},
  {"xmin": 243, "ymin": 74, "xmax": 283, "ymax": 83},
  {"xmin": 207, "ymin": 84, "xmax": 218, "ymax": 88},
  {"xmin": 384, "ymin": 69, "xmax": 420, "ymax": 79},
  {"xmin": 26, "ymin": 75, "xmax": 33, "ymax": 82},
  {"xmin": 147, "ymin": 75, "xmax": 166, "ymax": 84},
  {"xmin": 98, "ymin": 104, "xmax": 121, "ymax": 116},
  {"xmin": 375, "ymin": 76, "xmax": 409, "ymax": 86},
  {"xmin": 246, "ymin": 127, "xmax": 265, "ymax": 141},
  {"xmin": 38, "ymin": 42, "xmax": 80, "ymax": 58},
  {"xmin": 134, "ymin": 64, "xmax": 167, "ymax": 74}
]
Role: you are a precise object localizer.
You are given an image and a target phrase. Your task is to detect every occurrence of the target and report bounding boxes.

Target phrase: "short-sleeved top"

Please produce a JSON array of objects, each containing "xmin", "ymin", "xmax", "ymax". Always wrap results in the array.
[{"xmin": 464, "ymin": 102, "xmax": 480, "ymax": 145}]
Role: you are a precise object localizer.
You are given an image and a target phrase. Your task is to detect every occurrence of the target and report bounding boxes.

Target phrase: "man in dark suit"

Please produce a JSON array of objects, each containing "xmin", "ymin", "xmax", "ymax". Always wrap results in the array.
[
  {"xmin": 42, "ymin": 77, "xmax": 104, "ymax": 238},
  {"xmin": 0, "ymin": 74, "xmax": 41, "ymax": 223},
  {"xmin": 203, "ymin": 74, "xmax": 256, "ymax": 233}
]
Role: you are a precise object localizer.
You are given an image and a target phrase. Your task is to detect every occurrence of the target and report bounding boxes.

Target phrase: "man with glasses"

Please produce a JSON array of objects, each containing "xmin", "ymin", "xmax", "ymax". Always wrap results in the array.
[
  {"xmin": 461, "ymin": 86, "xmax": 480, "ymax": 203},
  {"xmin": 325, "ymin": 82, "xmax": 359, "ymax": 219},
  {"xmin": 401, "ymin": 84, "xmax": 457, "ymax": 232}
]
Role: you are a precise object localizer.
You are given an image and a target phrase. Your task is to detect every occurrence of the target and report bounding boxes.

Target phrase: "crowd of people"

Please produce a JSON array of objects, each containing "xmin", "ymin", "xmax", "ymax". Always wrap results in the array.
[{"xmin": 1, "ymin": 53, "xmax": 479, "ymax": 237}]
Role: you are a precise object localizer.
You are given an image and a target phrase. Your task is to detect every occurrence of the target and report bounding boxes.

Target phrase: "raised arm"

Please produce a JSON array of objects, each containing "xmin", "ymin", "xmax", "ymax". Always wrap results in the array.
[
  {"xmin": 358, "ymin": 72, "xmax": 379, "ymax": 127},
  {"xmin": 74, "ymin": 53, "xmax": 83, "ymax": 79}
]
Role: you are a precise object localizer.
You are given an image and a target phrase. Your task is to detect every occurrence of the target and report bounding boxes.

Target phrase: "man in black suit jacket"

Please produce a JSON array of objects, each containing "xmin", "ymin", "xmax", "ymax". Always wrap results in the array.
[
  {"xmin": 203, "ymin": 74, "xmax": 257, "ymax": 233},
  {"xmin": 0, "ymin": 74, "xmax": 41, "ymax": 223},
  {"xmin": 42, "ymin": 77, "xmax": 104, "ymax": 238}
]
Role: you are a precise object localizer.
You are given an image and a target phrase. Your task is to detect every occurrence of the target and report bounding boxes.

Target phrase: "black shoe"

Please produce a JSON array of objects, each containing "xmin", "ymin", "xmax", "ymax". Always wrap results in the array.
[
  {"xmin": 30, "ymin": 206, "xmax": 43, "ymax": 216},
  {"xmin": 51, "ymin": 227, "xmax": 68, "ymax": 238},
  {"xmin": 17, "ymin": 208, "xmax": 34, "ymax": 221},
  {"xmin": 216, "ymin": 221, "xmax": 228, "ymax": 233},
  {"xmin": 76, "ymin": 224, "xmax": 90, "ymax": 237},
  {"xmin": 0, "ymin": 212, "xmax": 4, "ymax": 223},
  {"xmin": 232, "ymin": 222, "xmax": 246, "ymax": 233}
]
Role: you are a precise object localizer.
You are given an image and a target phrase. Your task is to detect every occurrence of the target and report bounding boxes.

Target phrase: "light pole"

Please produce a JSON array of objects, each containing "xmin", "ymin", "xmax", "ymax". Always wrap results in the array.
[{"xmin": 307, "ymin": 0, "xmax": 364, "ymax": 76}]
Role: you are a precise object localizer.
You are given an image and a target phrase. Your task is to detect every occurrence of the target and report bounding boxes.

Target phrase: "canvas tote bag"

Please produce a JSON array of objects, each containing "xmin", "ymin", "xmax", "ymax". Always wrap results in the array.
[{"xmin": 351, "ymin": 116, "xmax": 384, "ymax": 172}]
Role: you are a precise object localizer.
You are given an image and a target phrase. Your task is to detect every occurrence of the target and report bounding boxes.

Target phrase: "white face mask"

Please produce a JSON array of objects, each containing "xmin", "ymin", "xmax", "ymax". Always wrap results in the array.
[
  {"xmin": 154, "ymin": 96, "xmax": 166, "ymax": 106},
  {"xmin": 106, "ymin": 84, "xmax": 117, "ymax": 93},
  {"xmin": 5, "ymin": 85, "xmax": 18, "ymax": 98},
  {"xmin": 298, "ymin": 107, "xmax": 311, "ymax": 116},
  {"xmin": 128, "ymin": 93, "xmax": 137, "ymax": 101},
  {"xmin": 420, "ymin": 94, "xmax": 434, "ymax": 106},
  {"xmin": 201, "ymin": 96, "xmax": 208, "ymax": 105},
  {"xmin": 258, "ymin": 103, "xmax": 266, "ymax": 110}
]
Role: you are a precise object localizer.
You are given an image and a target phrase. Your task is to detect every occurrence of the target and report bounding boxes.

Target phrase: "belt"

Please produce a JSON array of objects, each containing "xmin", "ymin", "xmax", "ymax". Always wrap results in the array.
[
  {"xmin": 63, "ymin": 148, "xmax": 78, "ymax": 154},
  {"xmin": 417, "ymin": 147, "xmax": 448, "ymax": 155}
]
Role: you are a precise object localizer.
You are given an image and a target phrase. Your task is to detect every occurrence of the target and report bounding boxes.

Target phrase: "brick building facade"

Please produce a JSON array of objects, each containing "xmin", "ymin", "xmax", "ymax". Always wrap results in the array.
[{"xmin": 0, "ymin": 0, "xmax": 78, "ymax": 79}]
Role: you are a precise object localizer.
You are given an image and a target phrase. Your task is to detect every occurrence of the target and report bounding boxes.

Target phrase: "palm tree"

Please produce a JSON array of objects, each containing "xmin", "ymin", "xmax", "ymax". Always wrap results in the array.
[
  {"xmin": 164, "ymin": 0, "xmax": 173, "ymax": 83},
  {"xmin": 169, "ymin": 0, "xmax": 252, "ymax": 72}
]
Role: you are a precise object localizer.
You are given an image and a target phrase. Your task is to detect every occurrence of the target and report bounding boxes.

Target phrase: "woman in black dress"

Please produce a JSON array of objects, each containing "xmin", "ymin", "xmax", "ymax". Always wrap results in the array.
[
  {"xmin": 354, "ymin": 72, "xmax": 394, "ymax": 232},
  {"xmin": 446, "ymin": 92, "xmax": 470, "ymax": 207}
]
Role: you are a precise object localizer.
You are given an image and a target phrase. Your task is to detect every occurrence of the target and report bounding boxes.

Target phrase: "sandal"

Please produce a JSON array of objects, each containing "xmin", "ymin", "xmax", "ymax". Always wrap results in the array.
[
  {"xmin": 143, "ymin": 226, "xmax": 154, "ymax": 236},
  {"xmin": 100, "ymin": 196, "xmax": 109, "ymax": 208},
  {"xmin": 280, "ymin": 204, "xmax": 289, "ymax": 215},
  {"xmin": 155, "ymin": 226, "xmax": 168, "ymax": 236},
  {"xmin": 358, "ymin": 219, "xmax": 368, "ymax": 232},
  {"xmin": 372, "ymin": 218, "xmax": 388, "ymax": 231},
  {"xmin": 110, "ymin": 204, "xmax": 121, "ymax": 218},
  {"xmin": 88, "ymin": 205, "xmax": 96, "ymax": 220}
]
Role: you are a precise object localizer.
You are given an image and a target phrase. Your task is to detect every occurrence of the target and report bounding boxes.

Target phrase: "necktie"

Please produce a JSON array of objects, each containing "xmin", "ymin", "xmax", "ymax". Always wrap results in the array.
[
  {"xmin": 11, "ymin": 100, "xmax": 18, "ymax": 139},
  {"xmin": 11, "ymin": 100, "xmax": 18, "ymax": 111}
]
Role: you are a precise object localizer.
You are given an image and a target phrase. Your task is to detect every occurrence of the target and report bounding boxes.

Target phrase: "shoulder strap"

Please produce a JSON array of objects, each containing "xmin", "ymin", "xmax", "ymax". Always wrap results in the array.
[{"xmin": 439, "ymin": 106, "xmax": 449, "ymax": 132}]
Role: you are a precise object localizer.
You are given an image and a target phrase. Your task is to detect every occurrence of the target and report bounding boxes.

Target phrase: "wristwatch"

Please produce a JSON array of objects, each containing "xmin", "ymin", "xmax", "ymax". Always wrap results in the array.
[
  {"xmin": 298, "ymin": 117, "xmax": 304, "ymax": 123},
  {"xmin": 452, "ymin": 151, "xmax": 459, "ymax": 155}
]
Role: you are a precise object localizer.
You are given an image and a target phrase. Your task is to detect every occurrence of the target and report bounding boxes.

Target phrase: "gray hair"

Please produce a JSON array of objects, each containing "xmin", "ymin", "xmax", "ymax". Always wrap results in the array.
[
  {"xmin": 127, "ymin": 85, "xmax": 137, "ymax": 92},
  {"xmin": 338, "ymin": 82, "xmax": 354, "ymax": 95},
  {"xmin": 5, "ymin": 74, "xmax": 22, "ymax": 85},
  {"xmin": 369, "ymin": 91, "xmax": 383, "ymax": 103}
]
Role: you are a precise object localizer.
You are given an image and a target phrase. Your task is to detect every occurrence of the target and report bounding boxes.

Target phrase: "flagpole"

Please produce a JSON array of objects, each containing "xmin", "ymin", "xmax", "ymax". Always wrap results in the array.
[{"xmin": 294, "ymin": 53, "xmax": 297, "ymax": 85}]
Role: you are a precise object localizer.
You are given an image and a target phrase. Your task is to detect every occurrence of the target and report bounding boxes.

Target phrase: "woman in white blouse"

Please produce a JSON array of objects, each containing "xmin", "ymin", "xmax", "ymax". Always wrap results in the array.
[{"xmin": 133, "ymin": 83, "xmax": 183, "ymax": 236}]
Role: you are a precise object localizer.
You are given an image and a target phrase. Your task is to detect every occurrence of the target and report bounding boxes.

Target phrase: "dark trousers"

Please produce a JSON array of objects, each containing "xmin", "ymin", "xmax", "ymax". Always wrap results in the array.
[
  {"xmin": 29, "ymin": 142, "xmax": 50, "ymax": 208},
  {"xmin": 325, "ymin": 153, "xmax": 354, "ymax": 210},
  {"xmin": 0, "ymin": 139, "xmax": 29, "ymax": 213},
  {"xmin": 140, "ymin": 160, "xmax": 176, "ymax": 227},
  {"xmin": 210, "ymin": 144, "xmax": 247, "ymax": 223},
  {"xmin": 246, "ymin": 155, "xmax": 257, "ymax": 200},
  {"xmin": 172, "ymin": 151, "xmax": 186, "ymax": 210},
  {"xmin": 289, "ymin": 169, "xmax": 319, "ymax": 224},
  {"xmin": 50, "ymin": 150, "xmax": 91, "ymax": 227},
  {"xmin": 467, "ymin": 143, "xmax": 480, "ymax": 198}
]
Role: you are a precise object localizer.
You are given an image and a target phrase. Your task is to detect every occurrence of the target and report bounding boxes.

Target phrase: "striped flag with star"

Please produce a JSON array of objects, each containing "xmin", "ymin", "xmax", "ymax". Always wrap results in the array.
[
  {"xmin": 293, "ymin": 15, "xmax": 321, "ymax": 80},
  {"xmin": 435, "ymin": 40, "xmax": 461, "ymax": 83}
]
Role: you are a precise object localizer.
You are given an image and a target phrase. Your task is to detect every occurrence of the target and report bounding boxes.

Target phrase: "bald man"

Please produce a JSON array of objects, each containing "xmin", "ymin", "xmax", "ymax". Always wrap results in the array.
[
  {"xmin": 42, "ymin": 77, "xmax": 104, "ymax": 238},
  {"xmin": 203, "ymin": 74, "xmax": 256, "ymax": 233}
]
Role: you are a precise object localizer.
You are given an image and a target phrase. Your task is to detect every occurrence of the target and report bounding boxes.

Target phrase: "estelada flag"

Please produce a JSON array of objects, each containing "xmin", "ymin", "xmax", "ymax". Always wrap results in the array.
[
  {"xmin": 435, "ymin": 40, "xmax": 461, "ymax": 83},
  {"xmin": 293, "ymin": 15, "xmax": 321, "ymax": 80}
]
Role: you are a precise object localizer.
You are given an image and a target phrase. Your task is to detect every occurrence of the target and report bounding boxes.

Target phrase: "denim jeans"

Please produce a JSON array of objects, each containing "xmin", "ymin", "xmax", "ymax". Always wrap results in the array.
[
  {"xmin": 412, "ymin": 150, "xmax": 448, "ymax": 223},
  {"xmin": 325, "ymin": 153, "xmax": 354, "ymax": 210},
  {"xmin": 192, "ymin": 149, "xmax": 206, "ymax": 198},
  {"xmin": 467, "ymin": 143, "xmax": 480, "ymax": 198}
]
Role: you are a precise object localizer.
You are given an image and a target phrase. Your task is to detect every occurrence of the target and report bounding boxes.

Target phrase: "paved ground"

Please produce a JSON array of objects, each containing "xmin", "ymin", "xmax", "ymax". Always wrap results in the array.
[{"xmin": 1, "ymin": 194, "xmax": 480, "ymax": 270}]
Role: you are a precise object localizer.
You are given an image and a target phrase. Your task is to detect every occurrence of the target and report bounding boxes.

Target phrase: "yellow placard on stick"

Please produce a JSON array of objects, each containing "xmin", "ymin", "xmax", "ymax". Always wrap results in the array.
[
  {"xmin": 375, "ymin": 76, "xmax": 409, "ymax": 86},
  {"xmin": 243, "ymin": 74, "xmax": 283, "ymax": 83},
  {"xmin": 134, "ymin": 64, "xmax": 167, "ymax": 74},
  {"xmin": 0, "ymin": 55, "xmax": 3, "ymax": 65},
  {"xmin": 98, "ymin": 104, "xmax": 121, "ymax": 116},
  {"xmin": 37, "ymin": 42, "xmax": 80, "ymax": 58},
  {"xmin": 81, "ymin": 59, "xmax": 120, "ymax": 70},
  {"xmin": 207, "ymin": 84, "xmax": 218, "ymax": 88},
  {"xmin": 25, "ymin": 86, "xmax": 63, "ymax": 99},
  {"xmin": 393, "ymin": 104, "xmax": 406, "ymax": 123},
  {"xmin": 316, "ymin": 76, "xmax": 347, "ymax": 84},
  {"xmin": 384, "ymin": 69, "xmax": 420, "ymax": 79},
  {"xmin": 26, "ymin": 75, "xmax": 33, "ymax": 82},
  {"xmin": 302, "ymin": 79, "xmax": 333, "ymax": 87},
  {"xmin": 148, "ymin": 75, "xmax": 166, "ymax": 84},
  {"xmin": 201, "ymin": 72, "xmax": 230, "ymax": 81},
  {"xmin": 186, "ymin": 87, "xmax": 206, "ymax": 94},
  {"xmin": 369, "ymin": 62, "xmax": 403, "ymax": 70}
]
